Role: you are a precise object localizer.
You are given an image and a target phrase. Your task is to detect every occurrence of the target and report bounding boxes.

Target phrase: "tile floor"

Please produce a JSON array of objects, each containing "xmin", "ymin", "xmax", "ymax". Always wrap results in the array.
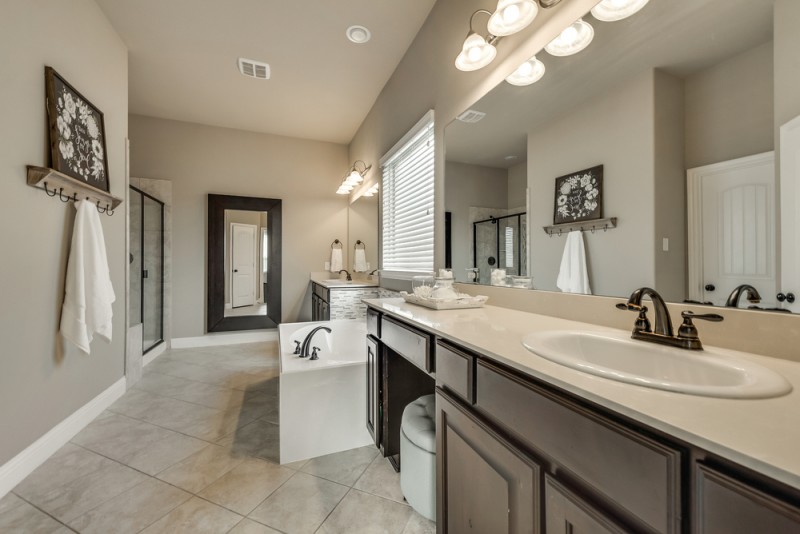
[{"xmin": 0, "ymin": 341, "xmax": 435, "ymax": 534}]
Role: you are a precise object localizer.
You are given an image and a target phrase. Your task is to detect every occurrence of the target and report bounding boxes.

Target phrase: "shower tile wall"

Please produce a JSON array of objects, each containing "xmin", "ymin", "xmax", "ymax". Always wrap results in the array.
[{"xmin": 129, "ymin": 190, "xmax": 142, "ymax": 326}]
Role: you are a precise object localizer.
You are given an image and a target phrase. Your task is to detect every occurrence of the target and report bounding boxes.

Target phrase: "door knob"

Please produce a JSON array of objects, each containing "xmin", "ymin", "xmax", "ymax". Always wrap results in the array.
[
  {"xmin": 777, "ymin": 292, "xmax": 796, "ymax": 303},
  {"xmin": 234, "ymin": 269, "xmax": 238, "ymax": 273},
  {"xmin": 704, "ymin": 284, "xmax": 715, "ymax": 292}
]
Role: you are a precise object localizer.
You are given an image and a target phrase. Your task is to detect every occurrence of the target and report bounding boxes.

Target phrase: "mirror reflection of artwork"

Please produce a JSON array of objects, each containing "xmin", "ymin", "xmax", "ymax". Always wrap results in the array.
[
  {"xmin": 554, "ymin": 165, "xmax": 603, "ymax": 224},
  {"xmin": 45, "ymin": 66, "xmax": 109, "ymax": 191}
]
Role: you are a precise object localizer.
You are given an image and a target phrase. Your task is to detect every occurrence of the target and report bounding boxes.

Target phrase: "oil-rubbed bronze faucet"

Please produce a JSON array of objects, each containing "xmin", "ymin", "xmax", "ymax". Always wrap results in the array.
[
  {"xmin": 338, "ymin": 269, "xmax": 352, "ymax": 281},
  {"xmin": 616, "ymin": 287, "xmax": 724, "ymax": 350},
  {"xmin": 725, "ymin": 284, "xmax": 762, "ymax": 308}
]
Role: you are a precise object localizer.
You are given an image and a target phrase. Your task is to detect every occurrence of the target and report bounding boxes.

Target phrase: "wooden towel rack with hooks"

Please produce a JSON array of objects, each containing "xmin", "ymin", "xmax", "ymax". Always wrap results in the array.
[
  {"xmin": 27, "ymin": 165, "xmax": 123, "ymax": 216},
  {"xmin": 543, "ymin": 217, "xmax": 617, "ymax": 237}
]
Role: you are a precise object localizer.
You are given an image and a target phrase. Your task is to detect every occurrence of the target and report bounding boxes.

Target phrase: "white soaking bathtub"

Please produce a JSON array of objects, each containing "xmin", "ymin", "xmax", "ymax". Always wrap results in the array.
[{"xmin": 278, "ymin": 319, "xmax": 373, "ymax": 463}]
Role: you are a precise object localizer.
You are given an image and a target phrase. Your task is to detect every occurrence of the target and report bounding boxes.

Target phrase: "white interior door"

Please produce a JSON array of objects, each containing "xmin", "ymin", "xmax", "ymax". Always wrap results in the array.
[
  {"xmin": 780, "ymin": 115, "xmax": 800, "ymax": 312},
  {"xmin": 688, "ymin": 152, "xmax": 776, "ymax": 308},
  {"xmin": 231, "ymin": 223, "xmax": 257, "ymax": 308}
]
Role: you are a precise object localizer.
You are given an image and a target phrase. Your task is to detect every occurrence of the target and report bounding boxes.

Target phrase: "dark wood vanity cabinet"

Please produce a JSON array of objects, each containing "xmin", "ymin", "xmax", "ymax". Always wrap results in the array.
[
  {"xmin": 311, "ymin": 283, "xmax": 329, "ymax": 321},
  {"xmin": 364, "ymin": 307, "xmax": 800, "ymax": 533}
]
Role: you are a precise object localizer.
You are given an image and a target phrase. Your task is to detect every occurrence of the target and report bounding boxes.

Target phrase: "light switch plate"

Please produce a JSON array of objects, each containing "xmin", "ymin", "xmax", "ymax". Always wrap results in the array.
[
  {"xmin": 662, "ymin": 237, "xmax": 669, "ymax": 252},
  {"xmin": 324, "ymin": 261, "xmax": 331, "ymax": 270}
]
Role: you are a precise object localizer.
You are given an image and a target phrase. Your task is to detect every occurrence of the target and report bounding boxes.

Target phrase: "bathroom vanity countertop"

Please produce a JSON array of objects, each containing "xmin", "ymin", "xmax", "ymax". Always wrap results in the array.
[
  {"xmin": 364, "ymin": 297, "xmax": 800, "ymax": 491},
  {"xmin": 310, "ymin": 275, "xmax": 379, "ymax": 289}
]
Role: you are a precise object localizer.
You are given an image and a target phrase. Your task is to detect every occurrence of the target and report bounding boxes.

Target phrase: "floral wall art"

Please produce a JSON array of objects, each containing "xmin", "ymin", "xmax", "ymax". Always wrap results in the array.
[
  {"xmin": 45, "ymin": 67, "xmax": 109, "ymax": 192},
  {"xmin": 553, "ymin": 165, "xmax": 603, "ymax": 224}
]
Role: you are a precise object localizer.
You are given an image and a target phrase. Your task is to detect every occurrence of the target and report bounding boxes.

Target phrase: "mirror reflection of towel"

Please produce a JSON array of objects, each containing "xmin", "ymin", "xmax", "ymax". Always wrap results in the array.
[
  {"xmin": 354, "ymin": 248, "xmax": 368, "ymax": 272},
  {"xmin": 557, "ymin": 231, "xmax": 592, "ymax": 295},
  {"xmin": 330, "ymin": 247, "xmax": 343, "ymax": 272}
]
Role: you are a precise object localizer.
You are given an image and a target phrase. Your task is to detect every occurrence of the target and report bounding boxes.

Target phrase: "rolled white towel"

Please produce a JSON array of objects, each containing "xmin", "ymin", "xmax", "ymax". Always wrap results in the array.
[{"xmin": 330, "ymin": 247, "xmax": 343, "ymax": 272}]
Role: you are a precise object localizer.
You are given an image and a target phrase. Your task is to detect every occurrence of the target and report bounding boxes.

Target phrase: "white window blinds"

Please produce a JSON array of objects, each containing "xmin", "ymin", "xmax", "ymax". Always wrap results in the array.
[{"xmin": 381, "ymin": 112, "xmax": 435, "ymax": 275}]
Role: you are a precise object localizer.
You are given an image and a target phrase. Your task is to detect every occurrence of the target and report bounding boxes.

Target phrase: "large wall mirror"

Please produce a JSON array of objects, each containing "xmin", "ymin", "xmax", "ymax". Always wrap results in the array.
[
  {"xmin": 208, "ymin": 194, "xmax": 282, "ymax": 331},
  {"xmin": 446, "ymin": 0, "xmax": 800, "ymax": 313}
]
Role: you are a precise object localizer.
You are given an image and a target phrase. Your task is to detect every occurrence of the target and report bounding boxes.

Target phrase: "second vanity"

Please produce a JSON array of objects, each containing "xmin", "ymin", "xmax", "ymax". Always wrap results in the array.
[{"xmin": 364, "ymin": 298, "xmax": 800, "ymax": 533}]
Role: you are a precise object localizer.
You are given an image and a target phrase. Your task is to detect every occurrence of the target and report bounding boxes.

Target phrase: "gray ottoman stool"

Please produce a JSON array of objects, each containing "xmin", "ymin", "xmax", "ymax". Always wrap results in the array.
[{"xmin": 400, "ymin": 394, "xmax": 436, "ymax": 521}]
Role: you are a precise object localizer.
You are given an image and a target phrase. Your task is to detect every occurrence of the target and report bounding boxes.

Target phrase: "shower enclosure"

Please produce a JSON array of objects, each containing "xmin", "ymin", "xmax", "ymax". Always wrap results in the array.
[
  {"xmin": 129, "ymin": 186, "xmax": 164, "ymax": 353},
  {"xmin": 473, "ymin": 212, "xmax": 527, "ymax": 285}
]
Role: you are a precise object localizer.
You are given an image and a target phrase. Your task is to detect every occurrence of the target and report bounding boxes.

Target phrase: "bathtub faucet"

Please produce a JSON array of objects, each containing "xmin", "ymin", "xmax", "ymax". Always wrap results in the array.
[{"xmin": 300, "ymin": 326, "xmax": 331, "ymax": 358}]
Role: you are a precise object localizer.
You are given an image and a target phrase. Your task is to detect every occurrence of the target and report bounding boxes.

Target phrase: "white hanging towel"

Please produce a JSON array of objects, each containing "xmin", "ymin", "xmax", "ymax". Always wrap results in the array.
[
  {"xmin": 556, "ymin": 230, "xmax": 592, "ymax": 295},
  {"xmin": 330, "ymin": 247, "xmax": 343, "ymax": 272},
  {"xmin": 60, "ymin": 200, "xmax": 116, "ymax": 353},
  {"xmin": 354, "ymin": 248, "xmax": 368, "ymax": 272}
]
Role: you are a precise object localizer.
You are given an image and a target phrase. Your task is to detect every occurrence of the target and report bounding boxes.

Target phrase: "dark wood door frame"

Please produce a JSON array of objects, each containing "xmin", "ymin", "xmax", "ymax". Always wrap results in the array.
[{"xmin": 207, "ymin": 194, "xmax": 282, "ymax": 332}]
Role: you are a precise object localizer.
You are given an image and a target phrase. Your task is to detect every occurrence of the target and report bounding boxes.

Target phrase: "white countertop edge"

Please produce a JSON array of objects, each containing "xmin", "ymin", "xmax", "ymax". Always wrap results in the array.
[{"xmin": 364, "ymin": 298, "xmax": 800, "ymax": 491}]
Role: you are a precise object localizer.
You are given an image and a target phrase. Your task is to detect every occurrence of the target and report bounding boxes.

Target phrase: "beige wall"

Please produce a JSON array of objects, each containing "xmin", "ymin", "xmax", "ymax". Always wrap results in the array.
[
  {"xmin": 508, "ymin": 161, "xmax": 527, "ymax": 210},
  {"xmin": 529, "ymin": 70, "xmax": 656, "ymax": 297},
  {"xmin": 685, "ymin": 41, "xmax": 774, "ymax": 169},
  {"xmin": 0, "ymin": 0, "xmax": 128, "ymax": 465},
  {"xmin": 129, "ymin": 115, "xmax": 349, "ymax": 336},
  {"xmin": 348, "ymin": 196, "xmax": 378, "ymax": 273},
  {"xmin": 774, "ymin": 0, "xmax": 800, "ymax": 137},
  {"xmin": 445, "ymin": 161, "xmax": 509, "ymax": 278}
]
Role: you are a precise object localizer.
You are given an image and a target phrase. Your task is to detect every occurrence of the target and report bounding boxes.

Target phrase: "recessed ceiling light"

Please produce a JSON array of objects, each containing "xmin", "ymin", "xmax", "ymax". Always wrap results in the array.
[{"xmin": 346, "ymin": 25, "xmax": 371, "ymax": 44}]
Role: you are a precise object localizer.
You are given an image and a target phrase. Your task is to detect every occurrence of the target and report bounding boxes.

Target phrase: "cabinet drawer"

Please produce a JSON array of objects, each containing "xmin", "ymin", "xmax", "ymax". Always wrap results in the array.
[
  {"xmin": 367, "ymin": 307, "xmax": 381, "ymax": 338},
  {"xmin": 695, "ymin": 463, "xmax": 800, "ymax": 533},
  {"xmin": 435, "ymin": 342, "xmax": 474, "ymax": 404},
  {"xmin": 545, "ymin": 475, "xmax": 627, "ymax": 534},
  {"xmin": 381, "ymin": 316, "xmax": 432, "ymax": 373},
  {"xmin": 312, "ymin": 283, "xmax": 329, "ymax": 302},
  {"xmin": 476, "ymin": 360, "xmax": 681, "ymax": 534}
]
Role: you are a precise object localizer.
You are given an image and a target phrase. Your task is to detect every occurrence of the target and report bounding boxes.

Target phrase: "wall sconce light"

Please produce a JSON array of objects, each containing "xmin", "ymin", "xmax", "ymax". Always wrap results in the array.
[
  {"xmin": 505, "ymin": 54, "xmax": 546, "ymax": 85},
  {"xmin": 362, "ymin": 183, "xmax": 380, "ymax": 197},
  {"xmin": 544, "ymin": 17, "xmax": 594, "ymax": 56},
  {"xmin": 591, "ymin": 0, "xmax": 650, "ymax": 22},
  {"xmin": 336, "ymin": 160, "xmax": 372, "ymax": 195}
]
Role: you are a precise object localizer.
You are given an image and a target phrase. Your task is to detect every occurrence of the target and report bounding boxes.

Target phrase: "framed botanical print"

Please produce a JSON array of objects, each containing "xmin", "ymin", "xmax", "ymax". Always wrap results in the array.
[
  {"xmin": 45, "ymin": 66, "xmax": 110, "ymax": 192},
  {"xmin": 553, "ymin": 165, "xmax": 603, "ymax": 224}
]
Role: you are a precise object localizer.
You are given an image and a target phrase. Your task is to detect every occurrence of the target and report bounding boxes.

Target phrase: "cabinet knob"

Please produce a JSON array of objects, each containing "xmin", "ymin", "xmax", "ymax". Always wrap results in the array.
[
  {"xmin": 704, "ymin": 284, "xmax": 715, "ymax": 292},
  {"xmin": 777, "ymin": 292, "xmax": 795, "ymax": 303}
]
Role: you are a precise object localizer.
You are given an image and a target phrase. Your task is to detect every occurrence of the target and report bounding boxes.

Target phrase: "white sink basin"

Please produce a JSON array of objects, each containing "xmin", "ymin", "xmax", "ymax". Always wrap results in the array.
[{"xmin": 522, "ymin": 330, "xmax": 792, "ymax": 399}]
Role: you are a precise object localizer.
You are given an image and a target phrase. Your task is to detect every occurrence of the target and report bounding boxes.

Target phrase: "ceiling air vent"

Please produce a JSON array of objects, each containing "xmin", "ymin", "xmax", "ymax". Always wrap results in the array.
[
  {"xmin": 456, "ymin": 109, "xmax": 486, "ymax": 123},
  {"xmin": 238, "ymin": 58, "xmax": 270, "ymax": 80}
]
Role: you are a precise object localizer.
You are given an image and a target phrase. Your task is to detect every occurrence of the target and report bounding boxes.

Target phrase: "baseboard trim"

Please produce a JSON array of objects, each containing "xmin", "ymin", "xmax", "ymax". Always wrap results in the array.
[
  {"xmin": 0, "ymin": 377, "xmax": 127, "ymax": 499},
  {"xmin": 171, "ymin": 329, "xmax": 278, "ymax": 349},
  {"xmin": 142, "ymin": 342, "xmax": 167, "ymax": 367}
]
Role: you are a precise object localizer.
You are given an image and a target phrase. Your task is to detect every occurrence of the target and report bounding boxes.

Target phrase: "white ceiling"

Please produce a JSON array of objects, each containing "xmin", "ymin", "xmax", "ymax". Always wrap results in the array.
[{"xmin": 95, "ymin": 0, "xmax": 436, "ymax": 144}]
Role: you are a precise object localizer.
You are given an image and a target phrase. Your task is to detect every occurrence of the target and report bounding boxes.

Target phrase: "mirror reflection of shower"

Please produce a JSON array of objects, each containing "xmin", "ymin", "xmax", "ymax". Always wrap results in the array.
[
  {"xmin": 224, "ymin": 209, "xmax": 270, "ymax": 318},
  {"xmin": 472, "ymin": 212, "xmax": 527, "ymax": 285}
]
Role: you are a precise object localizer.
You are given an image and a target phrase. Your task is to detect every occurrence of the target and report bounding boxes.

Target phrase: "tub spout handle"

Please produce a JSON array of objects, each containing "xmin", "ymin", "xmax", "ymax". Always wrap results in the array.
[
  {"xmin": 310, "ymin": 347, "xmax": 320, "ymax": 360},
  {"xmin": 293, "ymin": 340, "xmax": 302, "ymax": 355}
]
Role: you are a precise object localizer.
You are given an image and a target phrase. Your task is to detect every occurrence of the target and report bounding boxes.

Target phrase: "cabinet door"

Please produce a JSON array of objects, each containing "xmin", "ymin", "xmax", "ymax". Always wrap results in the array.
[
  {"xmin": 322, "ymin": 300, "xmax": 329, "ymax": 320},
  {"xmin": 545, "ymin": 475, "xmax": 627, "ymax": 534},
  {"xmin": 437, "ymin": 390, "xmax": 540, "ymax": 534},
  {"xmin": 366, "ymin": 336, "xmax": 381, "ymax": 448},
  {"xmin": 695, "ymin": 464, "xmax": 800, "ymax": 534}
]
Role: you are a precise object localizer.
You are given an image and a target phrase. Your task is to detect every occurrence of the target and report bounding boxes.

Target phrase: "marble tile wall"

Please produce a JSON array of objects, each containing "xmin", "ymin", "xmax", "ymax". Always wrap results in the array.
[{"xmin": 329, "ymin": 288, "xmax": 399, "ymax": 320}]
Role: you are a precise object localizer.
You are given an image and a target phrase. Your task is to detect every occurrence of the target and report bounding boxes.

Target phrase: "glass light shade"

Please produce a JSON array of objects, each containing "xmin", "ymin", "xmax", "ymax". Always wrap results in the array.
[
  {"xmin": 591, "ymin": 0, "xmax": 650, "ymax": 22},
  {"xmin": 544, "ymin": 18, "xmax": 594, "ymax": 57},
  {"xmin": 345, "ymin": 171, "xmax": 363, "ymax": 185},
  {"xmin": 487, "ymin": 0, "xmax": 538, "ymax": 37},
  {"xmin": 506, "ymin": 56, "xmax": 545, "ymax": 86},
  {"xmin": 455, "ymin": 32, "xmax": 497, "ymax": 71},
  {"xmin": 336, "ymin": 187, "xmax": 351, "ymax": 195}
]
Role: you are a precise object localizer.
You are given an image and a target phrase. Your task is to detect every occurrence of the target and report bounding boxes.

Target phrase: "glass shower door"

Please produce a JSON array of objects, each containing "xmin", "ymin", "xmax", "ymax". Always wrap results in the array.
[{"xmin": 130, "ymin": 186, "xmax": 164, "ymax": 353}]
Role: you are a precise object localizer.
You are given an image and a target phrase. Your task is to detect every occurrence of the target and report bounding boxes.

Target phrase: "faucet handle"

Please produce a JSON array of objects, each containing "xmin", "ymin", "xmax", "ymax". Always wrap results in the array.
[
  {"xmin": 678, "ymin": 311, "xmax": 724, "ymax": 349},
  {"xmin": 310, "ymin": 347, "xmax": 320, "ymax": 361},
  {"xmin": 681, "ymin": 311, "xmax": 724, "ymax": 322},
  {"xmin": 293, "ymin": 340, "xmax": 302, "ymax": 355},
  {"xmin": 616, "ymin": 302, "xmax": 651, "ymax": 333}
]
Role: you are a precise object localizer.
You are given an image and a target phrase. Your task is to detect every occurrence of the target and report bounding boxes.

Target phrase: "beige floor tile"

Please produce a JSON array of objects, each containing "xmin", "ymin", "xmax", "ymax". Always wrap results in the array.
[
  {"xmin": 316, "ymin": 489, "xmax": 413, "ymax": 534},
  {"xmin": 230, "ymin": 369, "xmax": 280, "ymax": 392},
  {"xmin": 156, "ymin": 443, "xmax": 243, "ymax": 493},
  {"xmin": 219, "ymin": 418, "xmax": 280, "ymax": 462},
  {"xmin": 68, "ymin": 477, "xmax": 191, "ymax": 533},
  {"xmin": 140, "ymin": 496, "xmax": 243, "ymax": 534},
  {"xmin": 150, "ymin": 359, "xmax": 245, "ymax": 387},
  {"xmin": 301, "ymin": 445, "xmax": 378, "ymax": 486},
  {"xmin": 401, "ymin": 512, "xmax": 437, "ymax": 534},
  {"xmin": 0, "ymin": 493, "xmax": 25, "ymax": 515},
  {"xmin": 228, "ymin": 518, "xmax": 282, "ymax": 534},
  {"xmin": 248, "ymin": 472, "xmax": 348, "ymax": 534},
  {"xmin": 30, "ymin": 460, "xmax": 149, "ymax": 522},
  {"xmin": 199, "ymin": 458, "xmax": 294, "ymax": 515},
  {"xmin": 171, "ymin": 380, "xmax": 247, "ymax": 410},
  {"xmin": 353, "ymin": 455, "xmax": 405, "ymax": 503},
  {"xmin": 71, "ymin": 412, "xmax": 207, "ymax": 475},
  {"xmin": 13, "ymin": 444, "xmax": 116, "ymax": 503},
  {"xmin": 134, "ymin": 370, "xmax": 198, "ymax": 397},
  {"xmin": 0, "ymin": 498, "xmax": 69, "ymax": 533},
  {"xmin": 283, "ymin": 459, "xmax": 309, "ymax": 471}
]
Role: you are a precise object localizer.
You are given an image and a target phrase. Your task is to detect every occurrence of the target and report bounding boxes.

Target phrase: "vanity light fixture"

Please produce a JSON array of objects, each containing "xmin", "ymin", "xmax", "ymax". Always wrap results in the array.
[
  {"xmin": 362, "ymin": 183, "xmax": 380, "ymax": 197},
  {"xmin": 544, "ymin": 17, "xmax": 594, "ymax": 56},
  {"xmin": 591, "ymin": 0, "xmax": 650, "ymax": 22},
  {"xmin": 336, "ymin": 160, "xmax": 372, "ymax": 195},
  {"xmin": 506, "ymin": 55, "xmax": 545, "ymax": 85},
  {"xmin": 487, "ymin": 0, "xmax": 538, "ymax": 37},
  {"xmin": 455, "ymin": 10, "xmax": 498, "ymax": 72}
]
